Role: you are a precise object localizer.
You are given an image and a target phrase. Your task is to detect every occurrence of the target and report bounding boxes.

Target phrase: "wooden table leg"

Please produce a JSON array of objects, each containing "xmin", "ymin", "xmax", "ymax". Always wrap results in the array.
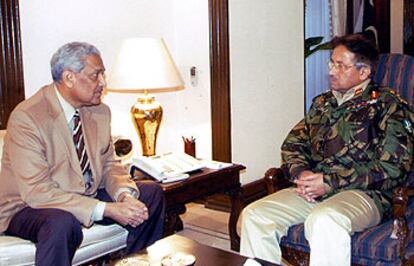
[
  {"xmin": 164, "ymin": 204, "xmax": 186, "ymax": 236},
  {"xmin": 228, "ymin": 187, "xmax": 242, "ymax": 251}
]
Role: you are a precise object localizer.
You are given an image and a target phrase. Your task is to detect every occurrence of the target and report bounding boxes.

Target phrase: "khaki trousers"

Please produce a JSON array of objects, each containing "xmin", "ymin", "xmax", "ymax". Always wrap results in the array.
[{"xmin": 240, "ymin": 188, "xmax": 381, "ymax": 265}]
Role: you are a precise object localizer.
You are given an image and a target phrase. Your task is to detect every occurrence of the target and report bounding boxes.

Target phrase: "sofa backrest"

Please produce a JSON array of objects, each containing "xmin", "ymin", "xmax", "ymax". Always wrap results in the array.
[{"xmin": 373, "ymin": 53, "xmax": 414, "ymax": 108}]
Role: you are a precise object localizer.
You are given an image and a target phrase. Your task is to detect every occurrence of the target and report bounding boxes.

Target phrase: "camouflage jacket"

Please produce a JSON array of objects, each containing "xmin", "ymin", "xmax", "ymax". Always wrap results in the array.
[{"xmin": 281, "ymin": 83, "xmax": 414, "ymax": 218}]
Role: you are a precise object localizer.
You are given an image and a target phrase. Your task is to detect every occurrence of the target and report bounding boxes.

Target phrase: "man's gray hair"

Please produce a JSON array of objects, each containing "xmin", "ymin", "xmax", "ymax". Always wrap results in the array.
[{"xmin": 50, "ymin": 42, "xmax": 101, "ymax": 82}]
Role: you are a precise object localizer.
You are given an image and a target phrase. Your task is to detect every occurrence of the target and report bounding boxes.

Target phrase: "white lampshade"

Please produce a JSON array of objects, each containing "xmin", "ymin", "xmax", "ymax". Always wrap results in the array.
[{"xmin": 107, "ymin": 38, "xmax": 184, "ymax": 93}]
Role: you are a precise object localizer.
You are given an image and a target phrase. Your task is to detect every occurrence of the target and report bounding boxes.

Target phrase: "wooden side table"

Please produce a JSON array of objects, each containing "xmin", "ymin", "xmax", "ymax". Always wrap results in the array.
[{"xmin": 132, "ymin": 164, "xmax": 245, "ymax": 251}]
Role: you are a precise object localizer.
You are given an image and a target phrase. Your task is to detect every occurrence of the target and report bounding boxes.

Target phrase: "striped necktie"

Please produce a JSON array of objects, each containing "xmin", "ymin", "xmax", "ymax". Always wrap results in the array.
[{"xmin": 72, "ymin": 110, "xmax": 92, "ymax": 191}]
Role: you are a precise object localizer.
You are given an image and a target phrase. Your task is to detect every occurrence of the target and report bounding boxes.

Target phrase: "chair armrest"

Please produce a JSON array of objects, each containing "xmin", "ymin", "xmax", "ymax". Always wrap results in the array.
[
  {"xmin": 390, "ymin": 186, "xmax": 414, "ymax": 264},
  {"xmin": 263, "ymin": 167, "xmax": 293, "ymax": 194},
  {"xmin": 391, "ymin": 187, "xmax": 409, "ymax": 240}
]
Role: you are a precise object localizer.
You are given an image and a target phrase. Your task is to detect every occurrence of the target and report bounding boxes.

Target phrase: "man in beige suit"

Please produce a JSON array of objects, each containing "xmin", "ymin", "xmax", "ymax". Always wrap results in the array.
[{"xmin": 0, "ymin": 42, "xmax": 165, "ymax": 265}]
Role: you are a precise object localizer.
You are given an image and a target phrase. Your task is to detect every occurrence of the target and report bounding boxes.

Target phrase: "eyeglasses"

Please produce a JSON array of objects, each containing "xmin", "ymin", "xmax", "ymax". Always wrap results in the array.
[{"xmin": 327, "ymin": 60, "xmax": 368, "ymax": 72}]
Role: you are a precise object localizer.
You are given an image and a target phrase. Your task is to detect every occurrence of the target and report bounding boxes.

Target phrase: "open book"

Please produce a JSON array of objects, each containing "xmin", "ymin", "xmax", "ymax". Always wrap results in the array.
[{"xmin": 131, "ymin": 152, "xmax": 205, "ymax": 183}]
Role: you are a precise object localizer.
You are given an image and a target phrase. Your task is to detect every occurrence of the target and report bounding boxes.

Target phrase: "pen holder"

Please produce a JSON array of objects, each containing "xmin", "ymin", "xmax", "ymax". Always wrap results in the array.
[{"xmin": 183, "ymin": 138, "xmax": 196, "ymax": 157}]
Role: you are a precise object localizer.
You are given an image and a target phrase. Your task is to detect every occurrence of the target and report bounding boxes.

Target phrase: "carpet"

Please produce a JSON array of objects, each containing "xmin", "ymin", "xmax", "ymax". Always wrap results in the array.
[
  {"xmin": 181, "ymin": 203, "xmax": 230, "ymax": 236},
  {"xmin": 177, "ymin": 203, "xmax": 234, "ymax": 252},
  {"xmin": 180, "ymin": 203, "xmax": 292, "ymax": 266}
]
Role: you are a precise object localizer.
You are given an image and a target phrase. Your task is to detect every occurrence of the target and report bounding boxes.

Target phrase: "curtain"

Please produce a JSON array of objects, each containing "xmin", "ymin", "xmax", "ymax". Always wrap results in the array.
[
  {"xmin": 305, "ymin": 0, "xmax": 332, "ymax": 110},
  {"xmin": 404, "ymin": 0, "xmax": 414, "ymax": 55},
  {"xmin": 330, "ymin": 0, "xmax": 348, "ymax": 36},
  {"xmin": 354, "ymin": 0, "xmax": 379, "ymax": 45},
  {"xmin": 353, "ymin": 0, "xmax": 390, "ymax": 52}
]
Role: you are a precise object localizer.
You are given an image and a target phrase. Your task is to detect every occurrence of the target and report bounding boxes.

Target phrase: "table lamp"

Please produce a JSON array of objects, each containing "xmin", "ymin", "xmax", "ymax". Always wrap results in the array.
[{"xmin": 107, "ymin": 38, "xmax": 184, "ymax": 156}]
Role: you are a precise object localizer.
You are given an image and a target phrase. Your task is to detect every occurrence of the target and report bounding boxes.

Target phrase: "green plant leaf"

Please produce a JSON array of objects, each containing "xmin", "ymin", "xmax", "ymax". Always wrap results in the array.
[
  {"xmin": 305, "ymin": 36, "xmax": 332, "ymax": 58},
  {"xmin": 305, "ymin": 36, "xmax": 324, "ymax": 50}
]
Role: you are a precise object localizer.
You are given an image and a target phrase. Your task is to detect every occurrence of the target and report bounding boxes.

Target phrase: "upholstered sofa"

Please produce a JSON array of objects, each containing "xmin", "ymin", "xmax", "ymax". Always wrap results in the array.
[{"xmin": 0, "ymin": 130, "xmax": 129, "ymax": 266}]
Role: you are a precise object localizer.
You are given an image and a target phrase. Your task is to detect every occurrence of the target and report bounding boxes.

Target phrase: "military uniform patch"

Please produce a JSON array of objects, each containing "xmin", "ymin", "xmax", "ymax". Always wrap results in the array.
[
  {"xmin": 370, "ymin": 90, "xmax": 379, "ymax": 100},
  {"xmin": 403, "ymin": 119, "xmax": 413, "ymax": 134}
]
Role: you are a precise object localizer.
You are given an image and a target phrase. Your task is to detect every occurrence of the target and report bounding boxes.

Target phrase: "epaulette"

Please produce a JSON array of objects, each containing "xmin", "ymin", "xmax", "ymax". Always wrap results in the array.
[
  {"xmin": 312, "ymin": 91, "xmax": 334, "ymax": 105},
  {"xmin": 388, "ymin": 89, "xmax": 408, "ymax": 105},
  {"xmin": 314, "ymin": 95, "xmax": 325, "ymax": 105}
]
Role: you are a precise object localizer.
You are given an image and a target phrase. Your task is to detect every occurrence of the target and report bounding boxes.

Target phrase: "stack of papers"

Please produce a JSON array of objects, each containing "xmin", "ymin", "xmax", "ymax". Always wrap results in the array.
[
  {"xmin": 131, "ymin": 152, "xmax": 205, "ymax": 183},
  {"xmin": 201, "ymin": 159, "xmax": 232, "ymax": 170},
  {"xmin": 131, "ymin": 152, "xmax": 234, "ymax": 183}
]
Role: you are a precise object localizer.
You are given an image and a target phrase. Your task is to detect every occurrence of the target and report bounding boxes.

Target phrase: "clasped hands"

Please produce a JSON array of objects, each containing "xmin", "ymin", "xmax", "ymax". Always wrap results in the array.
[
  {"xmin": 295, "ymin": 170, "xmax": 327, "ymax": 202},
  {"xmin": 104, "ymin": 193, "xmax": 148, "ymax": 228}
]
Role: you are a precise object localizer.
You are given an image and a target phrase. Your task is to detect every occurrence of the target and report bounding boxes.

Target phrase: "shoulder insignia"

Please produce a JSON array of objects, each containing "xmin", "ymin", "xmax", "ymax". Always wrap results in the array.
[
  {"xmin": 384, "ymin": 89, "xmax": 408, "ymax": 105},
  {"xmin": 398, "ymin": 93, "xmax": 408, "ymax": 104},
  {"xmin": 316, "ymin": 96, "xmax": 325, "ymax": 104},
  {"xmin": 392, "ymin": 90, "xmax": 408, "ymax": 105}
]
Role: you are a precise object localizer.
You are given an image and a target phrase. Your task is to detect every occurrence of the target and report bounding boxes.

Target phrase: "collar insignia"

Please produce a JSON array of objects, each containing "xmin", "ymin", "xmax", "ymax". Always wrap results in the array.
[{"xmin": 354, "ymin": 88, "xmax": 363, "ymax": 97}]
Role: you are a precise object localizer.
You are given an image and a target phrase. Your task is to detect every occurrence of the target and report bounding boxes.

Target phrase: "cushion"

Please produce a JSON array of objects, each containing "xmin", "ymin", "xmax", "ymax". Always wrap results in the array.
[
  {"xmin": 280, "ymin": 199, "xmax": 414, "ymax": 265},
  {"xmin": 0, "ymin": 223, "xmax": 127, "ymax": 266},
  {"xmin": 0, "ymin": 236, "xmax": 35, "ymax": 266}
]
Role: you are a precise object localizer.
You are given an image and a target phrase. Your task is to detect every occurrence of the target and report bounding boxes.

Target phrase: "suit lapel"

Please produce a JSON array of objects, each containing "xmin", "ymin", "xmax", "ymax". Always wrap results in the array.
[{"xmin": 44, "ymin": 85, "xmax": 84, "ymax": 180}]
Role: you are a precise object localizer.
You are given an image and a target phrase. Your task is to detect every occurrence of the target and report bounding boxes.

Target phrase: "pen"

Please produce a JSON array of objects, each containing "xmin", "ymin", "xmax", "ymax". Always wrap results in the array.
[{"xmin": 182, "ymin": 136, "xmax": 196, "ymax": 143}]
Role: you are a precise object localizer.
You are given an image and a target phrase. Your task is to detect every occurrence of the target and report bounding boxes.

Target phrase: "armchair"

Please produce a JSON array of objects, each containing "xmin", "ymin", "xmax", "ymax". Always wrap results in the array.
[{"xmin": 258, "ymin": 53, "xmax": 414, "ymax": 266}]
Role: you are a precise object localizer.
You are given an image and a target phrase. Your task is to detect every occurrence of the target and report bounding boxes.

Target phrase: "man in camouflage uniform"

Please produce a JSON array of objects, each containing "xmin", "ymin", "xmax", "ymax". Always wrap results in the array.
[{"xmin": 240, "ymin": 34, "xmax": 414, "ymax": 266}]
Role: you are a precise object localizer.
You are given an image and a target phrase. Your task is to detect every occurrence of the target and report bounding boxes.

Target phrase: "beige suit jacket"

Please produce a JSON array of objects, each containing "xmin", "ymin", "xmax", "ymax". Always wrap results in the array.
[{"xmin": 0, "ymin": 84, "xmax": 138, "ymax": 233}]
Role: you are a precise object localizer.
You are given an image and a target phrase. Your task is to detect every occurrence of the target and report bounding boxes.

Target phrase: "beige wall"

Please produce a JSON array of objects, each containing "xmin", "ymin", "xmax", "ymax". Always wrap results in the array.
[
  {"xmin": 391, "ymin": 0, "xmax": 404, "ymax": 53},
  {"xmin": 230, "ymin": 0, "xmax": 305, "ymax": 184},
  {"xmin": 19, "ymin": 0, "xmax": 212, "ymax": 158}
]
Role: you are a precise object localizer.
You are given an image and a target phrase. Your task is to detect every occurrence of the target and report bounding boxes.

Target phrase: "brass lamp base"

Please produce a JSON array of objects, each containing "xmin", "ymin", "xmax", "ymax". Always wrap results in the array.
[{"xmin": 131, "ymin": 95, "xmax": 163, "ymax": 156}]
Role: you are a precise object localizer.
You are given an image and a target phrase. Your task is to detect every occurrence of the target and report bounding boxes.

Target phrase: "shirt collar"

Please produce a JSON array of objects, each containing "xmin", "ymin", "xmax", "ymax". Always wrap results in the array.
[
  {"xmin": 54, "ymin": 84, "xmax": 76, "ymax": 124},
  {"xmin": 332, "ymin": 78, "xmax": 371, "ymax": 106}
]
